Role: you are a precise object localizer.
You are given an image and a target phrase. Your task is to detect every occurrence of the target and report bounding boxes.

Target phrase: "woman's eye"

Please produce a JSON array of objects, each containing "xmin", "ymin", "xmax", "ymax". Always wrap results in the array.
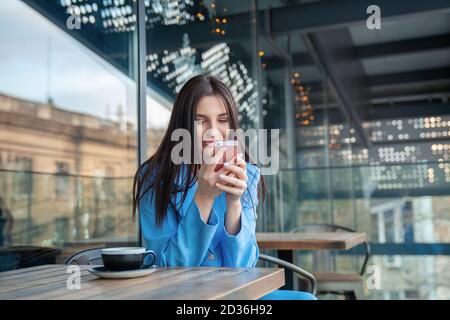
[{"xmin": 218, "ymin": 119, "xmax": 228, "ymax": 123}]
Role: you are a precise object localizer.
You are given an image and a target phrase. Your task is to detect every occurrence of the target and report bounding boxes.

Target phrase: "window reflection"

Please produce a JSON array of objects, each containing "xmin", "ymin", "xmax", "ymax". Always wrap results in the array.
[{"xmin": 0, "ymin": 0, "xmax": 139, "ymax": 268}]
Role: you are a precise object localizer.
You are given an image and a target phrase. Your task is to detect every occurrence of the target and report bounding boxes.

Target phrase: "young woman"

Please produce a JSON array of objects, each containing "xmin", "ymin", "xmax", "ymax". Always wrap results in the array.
[{"xmin": 132, "ymin": 75, "xmax": 316, "ymax": 300}]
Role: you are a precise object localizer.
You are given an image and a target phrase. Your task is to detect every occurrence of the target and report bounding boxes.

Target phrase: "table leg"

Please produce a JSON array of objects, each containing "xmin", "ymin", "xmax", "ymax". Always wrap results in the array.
[{"xmin": 277, "ymin": 250, "xmax": 294, "ymax": 290}]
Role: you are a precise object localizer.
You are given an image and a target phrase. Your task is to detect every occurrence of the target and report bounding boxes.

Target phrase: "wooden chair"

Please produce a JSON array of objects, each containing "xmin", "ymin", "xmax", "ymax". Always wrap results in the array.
[{"xmin": 290, "ymin": 224, "xmax": 371, "ymax": 300}]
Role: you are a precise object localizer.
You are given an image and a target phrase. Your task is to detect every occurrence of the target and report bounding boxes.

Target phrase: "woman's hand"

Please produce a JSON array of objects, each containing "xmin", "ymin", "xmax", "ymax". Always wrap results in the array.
[
  {"xmin": 196, "ymin": 145, "xmax": 227, "ymax": 200},
  {"xmin": 195, "ymin": 146, "xmax": 227, "ymax": 223},
  {"xmin": 216, "ymin": 153, "xmax": 247, "ymax": 205},
  {"xmin": 216, "ymin": 153, "xmax": 247, "ymax": 235}
]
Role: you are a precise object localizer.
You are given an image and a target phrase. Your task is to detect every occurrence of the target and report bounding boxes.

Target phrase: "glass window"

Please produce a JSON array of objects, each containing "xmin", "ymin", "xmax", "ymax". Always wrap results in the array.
[
  {"xmin": 384, "ymin": 209, "xmax": 396, "ymax": 243},
  {"xmin": 55, "ymin": 162, "xmax": 69, "ymax": 197},
  {"xmin": 13, "ymin": 156, "xmax": 32, "ymax": 197},
  {"xmin": 0, "ymin": 0, "xmax": 139, "ymax": 268},
  {"xmin": 370, "ymin": 213, "xmax": 379, "ymax": 242},
  {"xmin": 403, "ymin": 201, "xmax": 414, "ymax": 243},
  {"xmin": 144, "ymin": 0, "xmax": 259, "ymax": 154}
]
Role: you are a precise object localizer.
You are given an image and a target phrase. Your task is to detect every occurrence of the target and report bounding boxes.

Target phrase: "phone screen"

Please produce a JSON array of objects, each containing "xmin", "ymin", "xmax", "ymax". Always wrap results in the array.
[{"xmin": 213, "ymin": 140, "xmax": 238, "ymax": 172}]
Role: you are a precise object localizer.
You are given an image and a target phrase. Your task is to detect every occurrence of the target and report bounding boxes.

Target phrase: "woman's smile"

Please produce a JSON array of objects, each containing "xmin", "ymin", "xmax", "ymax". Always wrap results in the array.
[{"xmin": 202, "ymin": 140, "xmax": 216, "ymax": 146}]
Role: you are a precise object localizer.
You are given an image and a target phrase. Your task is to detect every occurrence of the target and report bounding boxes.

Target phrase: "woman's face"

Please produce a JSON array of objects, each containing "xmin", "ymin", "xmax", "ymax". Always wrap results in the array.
[{"xmin": 195, "ymin": 95, "xmax": 230, "ymax": 151}]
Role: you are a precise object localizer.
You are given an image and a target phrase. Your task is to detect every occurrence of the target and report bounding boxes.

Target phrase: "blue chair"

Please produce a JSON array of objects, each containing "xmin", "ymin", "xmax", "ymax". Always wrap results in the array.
[
  {"xmin": 260, "ymin": 290, "xmax": 317, "ymax": 300},
  {"xmin": 258, "ymin": 253, "xmax": 317, "ymax": 300}
]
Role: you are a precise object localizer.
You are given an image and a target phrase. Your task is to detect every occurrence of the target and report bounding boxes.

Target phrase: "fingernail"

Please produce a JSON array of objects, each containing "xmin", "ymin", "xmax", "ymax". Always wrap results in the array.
[
  {"xmin": 224, "ymin": 162, "xmax": 230, "ymax": 167},
  {"xmin": 220, "ymin": 174, "xmax": 226, "ymax": 179}
]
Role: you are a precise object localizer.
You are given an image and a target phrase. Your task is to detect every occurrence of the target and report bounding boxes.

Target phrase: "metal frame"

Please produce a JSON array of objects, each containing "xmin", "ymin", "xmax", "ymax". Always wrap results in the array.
[
  {"xmin": 136, "ymin": 0, "xmax": 147, "ymax": 247},
  {"xmin": 337, "ymin": 243, "xmax": 450, "ymax": 256},
  {"xmin": 259, "ymin": 253, "xmax": 317, "ymax": 295},
  {"xmin": 64, "ymin": 247, "xmax": 103, "ymax": 265}
]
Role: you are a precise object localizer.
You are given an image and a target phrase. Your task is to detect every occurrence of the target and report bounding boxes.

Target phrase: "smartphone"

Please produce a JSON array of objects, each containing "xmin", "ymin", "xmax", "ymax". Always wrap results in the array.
[{"xmin": 213, "ymin": 140, "xmax": 239, "ymax": 172}]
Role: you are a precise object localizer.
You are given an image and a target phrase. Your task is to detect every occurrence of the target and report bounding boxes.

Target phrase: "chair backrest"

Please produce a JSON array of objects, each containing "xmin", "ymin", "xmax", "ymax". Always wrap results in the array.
[
  {"xmin": 64, "ymin": 247, "xmax": 104, "ymax": 266},
  {"xmin": 290, "ymin": 224, "xmax": 371, "ymax": 276}
]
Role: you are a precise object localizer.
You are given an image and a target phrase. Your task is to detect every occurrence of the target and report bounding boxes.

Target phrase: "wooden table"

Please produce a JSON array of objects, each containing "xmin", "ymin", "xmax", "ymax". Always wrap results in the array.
[
  {"xmin": 256, "ymin": 232, "xmax": 367, "ymax": 290},
  {"xmin": 0, "ymin": 264, "xmax": 284, "ymax": 300}
]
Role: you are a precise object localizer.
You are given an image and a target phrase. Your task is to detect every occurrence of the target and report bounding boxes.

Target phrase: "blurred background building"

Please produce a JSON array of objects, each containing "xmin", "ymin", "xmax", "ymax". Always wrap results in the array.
[{"xmin": 0, "ymin": 0, "xmax": 448, "ymax": 299}]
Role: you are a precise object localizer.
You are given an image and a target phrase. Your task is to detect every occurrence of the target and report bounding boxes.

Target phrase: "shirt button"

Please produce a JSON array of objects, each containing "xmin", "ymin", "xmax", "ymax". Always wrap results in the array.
[{"xmin": 207, "ymin": 252, "xmax": 215, "ymax": 261}]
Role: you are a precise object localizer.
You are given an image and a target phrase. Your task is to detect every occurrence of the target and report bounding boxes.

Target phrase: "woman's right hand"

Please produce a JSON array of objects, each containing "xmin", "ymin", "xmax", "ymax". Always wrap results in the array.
[
  {"xmin": 196, "ymin": 145, "xmax": 226, "ymax": 200},
  {"xmin": 195, "ymin": 145, "xmax": 227, "ymax": 223}
]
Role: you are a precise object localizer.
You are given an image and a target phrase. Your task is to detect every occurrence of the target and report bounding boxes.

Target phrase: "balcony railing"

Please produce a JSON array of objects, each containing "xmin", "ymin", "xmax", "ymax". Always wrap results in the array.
[{"xmin": 0, "ymin": 169, "xmax": 137, "ymax": 250}]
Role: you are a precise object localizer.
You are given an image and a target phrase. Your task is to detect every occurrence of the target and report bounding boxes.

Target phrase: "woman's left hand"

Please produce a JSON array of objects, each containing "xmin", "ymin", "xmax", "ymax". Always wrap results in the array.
[{"xmin": 216, "ymin": 153, "xmax": 247, "ymax": 203}]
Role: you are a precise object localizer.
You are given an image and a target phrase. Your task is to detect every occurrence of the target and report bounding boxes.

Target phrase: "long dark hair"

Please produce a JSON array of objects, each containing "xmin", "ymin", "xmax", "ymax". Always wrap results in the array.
[{"xmin": 132, "ymin": 74, "xmax": 265, "ymax": 227}]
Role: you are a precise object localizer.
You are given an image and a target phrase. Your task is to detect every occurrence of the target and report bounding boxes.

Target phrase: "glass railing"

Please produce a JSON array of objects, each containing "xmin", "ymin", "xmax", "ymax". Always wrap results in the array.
[
  {"xmin": 260, "ymin": 162, "xmax": 450, "ymax": 300},
  {"xmin": 0, "ymin": 169, "xmax": 137, "ymax": 271},
  {"xmin": 261, "ymin": 161, "xmax": 450, "ymax": 232}
]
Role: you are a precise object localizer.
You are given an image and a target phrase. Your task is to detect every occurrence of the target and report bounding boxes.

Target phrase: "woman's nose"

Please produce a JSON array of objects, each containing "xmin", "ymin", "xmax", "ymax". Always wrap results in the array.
[{"xmin": 204, "ymin": 127, "xmax": 222, "ymax": 140}]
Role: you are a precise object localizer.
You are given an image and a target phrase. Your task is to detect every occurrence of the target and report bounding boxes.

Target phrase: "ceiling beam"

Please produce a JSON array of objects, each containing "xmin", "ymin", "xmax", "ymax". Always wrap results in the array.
[
  {"xmin": 368, "ymin": 102, "xmax": 450, "ymax": 120},
  {"xmin": 371, "ymin": 91, "xmax": 450, "ymax": 105},
  {"xmin": 285, "ymin": 34, "xmax": 450, "ymax": 68},
  {"xmin": 368, "ymin": 67, "xmax": 450, "ymax": 86},
  {"xmin": 370, "ymin": 85, "xmax": 450, "ymax": 99},
  {"xmin": 300, "ymin": 69, "xmax": 450, "ymax": 101},
  {"xmin": 271, "ymin": 0, "xmax": 450, "ymax": 35},
  {"xmin": 355, "ymin": 33, "xmax": 450, "ymax": 59}
]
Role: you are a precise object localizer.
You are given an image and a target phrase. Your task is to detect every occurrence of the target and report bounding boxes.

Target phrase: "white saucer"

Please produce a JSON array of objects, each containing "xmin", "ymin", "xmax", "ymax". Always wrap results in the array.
[{"xmin": 88, "ymin": 266, "xmax": 157, "ymax": 279}]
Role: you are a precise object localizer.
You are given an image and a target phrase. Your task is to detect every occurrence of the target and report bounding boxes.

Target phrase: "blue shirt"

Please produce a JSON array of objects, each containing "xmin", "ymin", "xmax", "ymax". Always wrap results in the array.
[{"xmin": 139, "ymin": 163, "xmax": 261, "ymax": 268}]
